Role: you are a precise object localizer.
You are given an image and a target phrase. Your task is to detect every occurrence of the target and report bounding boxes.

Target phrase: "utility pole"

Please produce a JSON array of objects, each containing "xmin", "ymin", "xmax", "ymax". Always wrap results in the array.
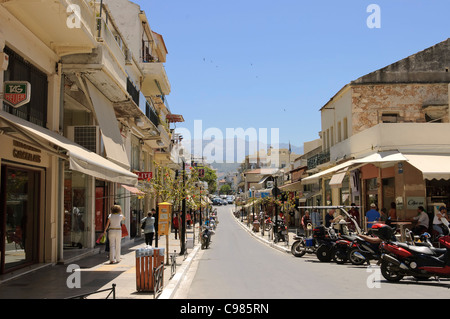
[{"xmin": 180, "ymin": 160, "xmax": 186, "ymax": 255}]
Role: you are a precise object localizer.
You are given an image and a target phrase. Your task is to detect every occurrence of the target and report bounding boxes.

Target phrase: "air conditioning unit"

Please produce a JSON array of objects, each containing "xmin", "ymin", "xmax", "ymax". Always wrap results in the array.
[
  {"xmin": 67, "ymin": 126, "xmax": 101, "ymax": 154},
  {"xmin": 125, "ymin": 49, "xmax": 133, "ymax": 65}
]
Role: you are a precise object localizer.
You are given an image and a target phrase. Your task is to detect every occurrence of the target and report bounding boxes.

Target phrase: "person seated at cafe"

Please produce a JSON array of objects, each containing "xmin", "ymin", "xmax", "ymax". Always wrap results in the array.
[
  {"xmin": 411, "ymin": 206, "xmax": 429, "ymax": 235},
  {"xmin": 433, "ymin": 206, "xmax": 449, "ymax": 236}
]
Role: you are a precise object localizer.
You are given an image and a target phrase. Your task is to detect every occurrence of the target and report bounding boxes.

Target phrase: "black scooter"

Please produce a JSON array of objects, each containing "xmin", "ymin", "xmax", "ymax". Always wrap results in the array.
[
  {"xmin": 291, "ymin": 223, "xmax": 341, "ymax": 262},
  {"xmin": 201, "ymin": 227, "xmax": 213, "ymax": 249}
]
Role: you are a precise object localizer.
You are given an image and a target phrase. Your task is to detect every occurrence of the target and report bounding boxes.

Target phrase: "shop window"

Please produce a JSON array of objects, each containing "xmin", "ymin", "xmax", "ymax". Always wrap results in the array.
[
  {"xmin": 63, "ymin": 165, "xmax": 88, "ymax": 250},
  {"xmin": 2, "ymin": 47, "xmax": 48, "ymax": 128},
  {"xmin": 343, "ymin": 117, "xmax": 348, "ymax": 140},
  {"xmin": 1, "ymin": 165, "xmax": 40, "ymax": 273}
]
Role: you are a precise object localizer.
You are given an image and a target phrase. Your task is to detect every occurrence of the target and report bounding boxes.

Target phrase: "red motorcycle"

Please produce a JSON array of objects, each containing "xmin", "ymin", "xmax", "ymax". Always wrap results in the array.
[{"xmin": 374, "ymin": 224, "xmax": 450, "ymax": 282}]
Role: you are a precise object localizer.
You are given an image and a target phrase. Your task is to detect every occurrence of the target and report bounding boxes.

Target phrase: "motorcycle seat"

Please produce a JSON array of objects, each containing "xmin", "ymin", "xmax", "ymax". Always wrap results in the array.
[
  {"xmin": 357, "ymin": 235, "xmax": 382, "ymax": 244},
  {"xmin": 396, "ymin": 243, "xmax": 436, "ymax": 255},
  {"xmin": 340, "ymin": 235, "xmax": 357, "ymax": 242}
]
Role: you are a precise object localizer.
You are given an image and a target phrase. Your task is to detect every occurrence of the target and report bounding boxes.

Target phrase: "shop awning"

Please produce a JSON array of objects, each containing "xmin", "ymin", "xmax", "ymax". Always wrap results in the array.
[
  {"xmin": 279, "ymin": 180, "xmax": 303, "ymax": 191},
  {"xmin": 302, "ymin": 160, "xmax": 356, "ymax": 185},
  {"xmin": 0, "ymin": 110, "xmax": 138, "ymax": 186},
  {"xmin": 121, "ymin": 185, "xmax": 145, "ymax": 195},
  {"xmin": 403, "ymin": 154, "xmax": 450, "ymax": 180},
  {"xmin": 85, "ymin": 80, "xmax": 130, "ymax": 169},
  {"xmin": 302, "ymin": 151, "xmax": 407, "ymax": 185},
  {"xmin": 329, "ymin": 169, "xmax": 348, "ymax": 189},
  {"xmin": 352, "ymin": 151, "xmax": 408, "ymax": 166}
]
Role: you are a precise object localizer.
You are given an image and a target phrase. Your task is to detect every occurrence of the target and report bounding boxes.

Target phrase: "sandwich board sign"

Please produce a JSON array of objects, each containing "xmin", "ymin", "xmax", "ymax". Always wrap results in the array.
[{"xmin": 3, "ymin": 81, "xmax": 31, "ymax": 108}]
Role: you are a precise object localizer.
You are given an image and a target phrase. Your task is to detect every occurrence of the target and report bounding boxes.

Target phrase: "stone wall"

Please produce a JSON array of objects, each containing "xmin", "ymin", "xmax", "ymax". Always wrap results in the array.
[{"xmin": 351, "ymin": 83, "xmax": 449, "ymax": 134}]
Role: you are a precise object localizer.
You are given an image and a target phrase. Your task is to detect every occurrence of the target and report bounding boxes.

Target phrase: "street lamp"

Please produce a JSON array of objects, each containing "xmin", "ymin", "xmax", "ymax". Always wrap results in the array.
[{"xmin": 251, "ymin": 186, "xmax": 256, "ymax": 226}]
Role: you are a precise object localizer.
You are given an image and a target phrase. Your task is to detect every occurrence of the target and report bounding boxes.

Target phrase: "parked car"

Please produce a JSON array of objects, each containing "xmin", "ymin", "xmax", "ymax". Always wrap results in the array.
[{"xmin": 212, "ymin": 198, "xmax": 222, "ymax": 206}]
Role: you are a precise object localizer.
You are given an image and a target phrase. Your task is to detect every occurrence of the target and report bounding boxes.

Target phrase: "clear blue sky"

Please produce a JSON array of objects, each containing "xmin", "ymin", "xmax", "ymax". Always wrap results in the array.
[{"xmin": 134, "ymin": 0, "xmax": 450, "ymax": 150}]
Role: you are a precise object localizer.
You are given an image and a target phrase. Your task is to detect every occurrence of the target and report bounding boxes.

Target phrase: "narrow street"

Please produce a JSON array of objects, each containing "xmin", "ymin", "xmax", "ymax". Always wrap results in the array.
[{"xmin": 174, "ymin": 205, "xmax": 450, "ymax": 299}]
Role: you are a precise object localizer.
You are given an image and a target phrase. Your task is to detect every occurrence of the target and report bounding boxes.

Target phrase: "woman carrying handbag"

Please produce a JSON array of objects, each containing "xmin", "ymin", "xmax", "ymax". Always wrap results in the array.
[{"xmin": 103, "ymin": 205, "xmax": 125, "ymax": 264}]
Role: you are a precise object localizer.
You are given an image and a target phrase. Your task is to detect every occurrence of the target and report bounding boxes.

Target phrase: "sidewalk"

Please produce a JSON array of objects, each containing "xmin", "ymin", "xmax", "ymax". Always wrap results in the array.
[
  {"xmin": 0, "ymin": 227, "xmax": 201, "ymax": 299},
  {"xmin": 0, "ymin": 211, "xmax": 297, "ymax": 299}
]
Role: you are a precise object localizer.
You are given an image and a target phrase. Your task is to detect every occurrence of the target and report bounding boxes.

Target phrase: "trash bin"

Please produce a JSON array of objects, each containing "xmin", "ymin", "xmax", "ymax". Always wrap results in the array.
[
  {"xmin": 135, "ymin": 247, "xmax": 165, "ymax": 292},
  {"xmin": 253, "ymin": 220, "xmax": 260, "ymax": 232}
]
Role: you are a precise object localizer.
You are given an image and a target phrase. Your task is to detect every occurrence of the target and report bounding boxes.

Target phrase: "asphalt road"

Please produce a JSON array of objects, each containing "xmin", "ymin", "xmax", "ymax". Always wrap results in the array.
[{"xmin": 174, "ymin": 205, "xmax": 450, "ymax": 299}]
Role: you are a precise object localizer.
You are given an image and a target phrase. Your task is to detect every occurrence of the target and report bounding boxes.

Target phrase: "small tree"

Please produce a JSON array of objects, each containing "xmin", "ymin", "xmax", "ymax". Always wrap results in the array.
[{"xmin": 219, "ymin": 184, "xmax": 232, "ymax": 195}]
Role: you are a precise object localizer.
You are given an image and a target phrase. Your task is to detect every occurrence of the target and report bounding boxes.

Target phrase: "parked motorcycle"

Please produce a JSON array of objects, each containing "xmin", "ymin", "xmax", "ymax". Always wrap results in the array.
[
  {"xmin": 332, "ymin": 236, "xmax": 355, "ymax": 264},
  {"xmin": 291, "ymin": 223, "xmax": 346, "ymax": 262},
  {"xmin": 347, "ymin": 234, "xmax": 383, "ymax": 265},
  {"xmin": 273, "ymin": 220, "xmax": 289, "ymax": 243},
  {"xmin": 374, "ymin": 224, "xmax": 450, "ymax": 282}
]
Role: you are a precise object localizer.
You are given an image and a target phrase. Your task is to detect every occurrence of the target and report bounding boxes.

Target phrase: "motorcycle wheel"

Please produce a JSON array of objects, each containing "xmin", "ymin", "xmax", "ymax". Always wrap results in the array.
[
  {"xmin": 380, "ymin": 261, "xmax": 404, "ymax": 282},
  {"xmin": 316, "ymin": 244, "xmax": 333, "ymax": 262},
  {"xmin": 334, "ymin": 249, "xmax": 347, "ymax": 264},
  {"xmin": 291, "ymin": 240, "xmax": 307, "ymax": 257},
  {"xmin": 347, "ymin": 247, "xmax": 366, "ymax": 266}
]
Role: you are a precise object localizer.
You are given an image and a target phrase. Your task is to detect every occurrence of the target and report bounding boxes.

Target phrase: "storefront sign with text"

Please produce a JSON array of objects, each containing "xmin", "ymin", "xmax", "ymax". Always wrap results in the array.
[
  {"xmin": 3, "ymin": 81, "xmax": 31, "ymax": 108},
  {"xmin": 136, "ymin": 172, "xmax": 153, "ymax": 181}
]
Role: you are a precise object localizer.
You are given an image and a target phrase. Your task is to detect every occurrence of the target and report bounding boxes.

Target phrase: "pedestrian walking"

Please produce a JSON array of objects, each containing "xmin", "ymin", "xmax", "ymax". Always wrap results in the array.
[
  {"xmin": 173, "ymin": 212, "xmax": 179, "ymax": 240},
  {"xmin": 141, "ymin": 210, "xmax": 156, "ymax": 246},
  {"xmin": 103, "ymin": 205, "xmax": 125, "ymax": 264}
]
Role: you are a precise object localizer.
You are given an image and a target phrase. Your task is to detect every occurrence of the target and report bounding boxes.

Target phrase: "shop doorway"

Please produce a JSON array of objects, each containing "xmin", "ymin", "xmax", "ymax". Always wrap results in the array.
[
  {"xmin": 0, "ymin": 165, "xmax": 40, "ymax": 274},
  {"xmin": 382, "ymin": 177, "xmax": 395, "ymax": 211},
  {"xmin": 365, "ymin": 178, "xmax": 378, "ymax": 212}
]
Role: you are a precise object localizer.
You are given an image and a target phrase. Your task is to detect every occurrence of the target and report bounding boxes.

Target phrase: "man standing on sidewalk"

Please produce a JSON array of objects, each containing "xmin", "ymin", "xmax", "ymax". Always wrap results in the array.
[{"xmin": 142, "ymin": 210, "xmax": 156, "ymax": 247}]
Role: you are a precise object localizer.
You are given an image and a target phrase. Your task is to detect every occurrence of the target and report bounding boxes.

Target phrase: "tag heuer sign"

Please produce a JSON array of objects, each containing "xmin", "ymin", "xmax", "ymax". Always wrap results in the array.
[{"xmin": 3, "ymin": 81, "xmax": 31, "ymax": 108}]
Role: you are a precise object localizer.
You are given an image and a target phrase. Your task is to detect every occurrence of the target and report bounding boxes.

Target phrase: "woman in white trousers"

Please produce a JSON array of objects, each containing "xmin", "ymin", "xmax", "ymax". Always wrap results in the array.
[{"xmin": 103, "ymin": 205, "xmax": 125, "ymax": 264}]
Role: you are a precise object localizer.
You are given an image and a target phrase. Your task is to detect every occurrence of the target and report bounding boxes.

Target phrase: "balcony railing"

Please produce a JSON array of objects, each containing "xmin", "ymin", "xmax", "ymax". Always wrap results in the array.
[
  {"xmin": 127, "ymin": 77, "xmax": 140, "ymax": 106},
  {"xmin": 307, "ymin": 150, "xmax": 330, "ymax": 170},
  {"xmin": 146, "ymin": 102, "xmax": 160, "ymax": 128}
]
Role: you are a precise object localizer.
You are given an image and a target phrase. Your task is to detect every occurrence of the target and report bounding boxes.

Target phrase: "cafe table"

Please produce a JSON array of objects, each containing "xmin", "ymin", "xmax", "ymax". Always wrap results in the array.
[{"xmin": 391, "ymin": 221, "xmax": 412, "ymax": 242}]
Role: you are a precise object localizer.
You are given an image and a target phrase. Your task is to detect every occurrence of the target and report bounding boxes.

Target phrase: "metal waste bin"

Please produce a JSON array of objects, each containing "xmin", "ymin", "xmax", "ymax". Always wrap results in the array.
[{"xmin": 135, "ymin": 247, "xmax": 165, "ymax": 292}]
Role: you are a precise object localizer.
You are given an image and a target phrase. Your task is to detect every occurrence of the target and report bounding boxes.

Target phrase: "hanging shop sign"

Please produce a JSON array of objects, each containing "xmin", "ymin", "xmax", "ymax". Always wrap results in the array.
[
  {"xmin": 3, "ymin": 81, "xmax": 31, "ymax": 108},
  {"xmin": 136, "ymin": 172, "xmax": 153, "ymax": 181}
]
